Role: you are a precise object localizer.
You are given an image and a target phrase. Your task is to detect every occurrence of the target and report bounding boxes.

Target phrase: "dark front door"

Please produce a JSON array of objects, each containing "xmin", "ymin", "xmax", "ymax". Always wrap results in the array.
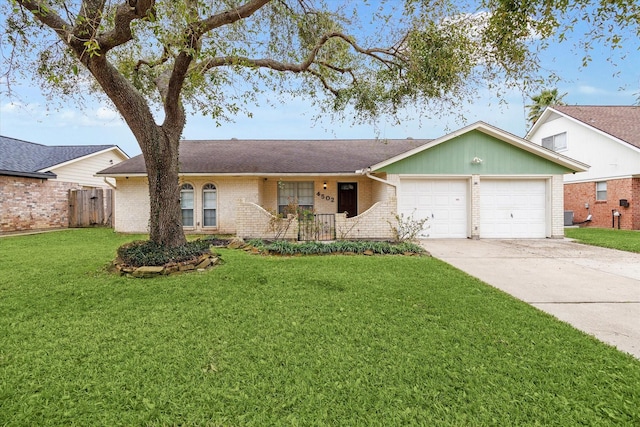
[{"xmin": 338, "ymin": 182, "xmax": 358, "ymax": 218}]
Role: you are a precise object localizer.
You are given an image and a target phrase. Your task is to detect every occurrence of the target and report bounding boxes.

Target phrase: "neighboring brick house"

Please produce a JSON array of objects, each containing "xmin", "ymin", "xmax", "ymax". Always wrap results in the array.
[
  {"xmin": 526, "ymin": 106, "xmax": 640, "ymax": 230},
  {"xmin": 0, "ymin": 135, "xmax": 129, "ymax": 233},
  {"xmin": 98, "ymin": 122, "xmax": 587, "ymax": 240}
]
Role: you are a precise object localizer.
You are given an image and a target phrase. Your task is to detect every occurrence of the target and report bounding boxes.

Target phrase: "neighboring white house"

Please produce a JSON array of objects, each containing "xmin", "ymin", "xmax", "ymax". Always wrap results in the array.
[
  {"xmin": 46, "ymin": 149, "xmax": 127, "ymax": 189},
  {"xmin": 98, "ymin": 122, "xmax": 588, "ymax": 240},
  {"xmin": 0, "ymin": 135, "xmax": 129, "ymax": 232},
  {"xmin": 526, "ymin": 106, "xmax": 640, "ymax": 229}
]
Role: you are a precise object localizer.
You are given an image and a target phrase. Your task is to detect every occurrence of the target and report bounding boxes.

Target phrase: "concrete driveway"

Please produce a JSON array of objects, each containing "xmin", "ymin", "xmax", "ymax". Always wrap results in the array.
[{"xmin": 422, "ymin": 239, "xmax": 640, "ymax": 359}]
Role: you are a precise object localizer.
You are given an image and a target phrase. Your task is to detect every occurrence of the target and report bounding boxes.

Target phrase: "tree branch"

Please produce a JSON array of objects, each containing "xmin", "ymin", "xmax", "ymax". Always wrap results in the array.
[
  {"xmin": 15, "ymin": 0, "xmax": 73, "ymax": 45},
  {"xmin": 96, "ymin": 0, "xmax": 155, "ymax": 52},
  {"xmin": 134, "ymin": 45, "xmax": 170, "ymax": 73},
  {"xmin": 161, "ymin": 0, "xmax": 272, "ymax": 130},
  {"xmin": 195, "ymin": 30, "xmax": 401, "ymax": 93},
  {"xmin": 195, "ymin": 0, "xmax": 271, "ymax": 37},
  {"xmin": 73, "ymin": 0, "xmax": 106, "ymax": 43}
]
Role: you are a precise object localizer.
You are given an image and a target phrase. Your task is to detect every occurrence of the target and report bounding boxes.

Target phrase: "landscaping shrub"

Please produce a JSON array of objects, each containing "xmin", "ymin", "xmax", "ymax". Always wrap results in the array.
[
  {"xmin": 256, "ymin": 240, "xmax": 426, "ymax": 256},
  {"xmin": 388, "ymin": 211, "xmax": 429, "ymax": 242},
  {"xmin": 117, "ymin": 239, "xmax": 214, "ymax": 267}
]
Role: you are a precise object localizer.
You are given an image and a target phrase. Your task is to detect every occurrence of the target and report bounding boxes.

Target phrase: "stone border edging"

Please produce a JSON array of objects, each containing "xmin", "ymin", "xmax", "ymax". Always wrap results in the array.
[{"xmin": 113, "ymin": 252, "xmax": 220, "ymax": 278}]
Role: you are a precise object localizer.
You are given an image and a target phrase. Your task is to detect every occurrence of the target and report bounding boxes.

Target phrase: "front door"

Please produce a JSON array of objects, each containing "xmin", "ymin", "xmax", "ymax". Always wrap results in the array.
[{"xmin": 338, "ymin": 182, "xmax": 358, "ymax": 218}]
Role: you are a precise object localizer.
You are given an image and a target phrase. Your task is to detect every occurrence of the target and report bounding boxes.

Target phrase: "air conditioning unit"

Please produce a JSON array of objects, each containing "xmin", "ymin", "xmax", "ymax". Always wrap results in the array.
[{"xmin": 564, "ymin": 211, "xmax": 574, "ymax": 226}]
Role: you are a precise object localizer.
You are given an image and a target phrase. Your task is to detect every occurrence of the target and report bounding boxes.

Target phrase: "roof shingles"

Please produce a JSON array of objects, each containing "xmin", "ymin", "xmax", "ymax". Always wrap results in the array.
[
  {"xmin": 0, "ymin": 135, "xmax": 115, "ymax": 178},
  {"xmin": 99, "ymin": 139, "xmax": 432, "ymax": 175},
  {"xmin": 553, "ymin": 106, "xmax": 640, "ymax": 149}
]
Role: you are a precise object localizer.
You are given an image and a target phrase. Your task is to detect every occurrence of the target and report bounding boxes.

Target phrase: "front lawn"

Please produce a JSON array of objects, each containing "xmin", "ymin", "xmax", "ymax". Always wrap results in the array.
[
  {"xmin": 565, "ymin": 227, "xmax": 640, "ymax": 252},
  {"xmin": 1, "ymin": 229, "xmax": 639, "ymax": 426}
]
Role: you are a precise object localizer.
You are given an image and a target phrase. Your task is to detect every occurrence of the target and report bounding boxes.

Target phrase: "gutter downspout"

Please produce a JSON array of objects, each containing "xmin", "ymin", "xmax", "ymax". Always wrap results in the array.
[
  {"xmin": 103, "ymin": 178, "xmax": 117, "ymax": 190},
  {"xmin": 360, "ymin": 168, "xmax": 397, "ymax": 187}
]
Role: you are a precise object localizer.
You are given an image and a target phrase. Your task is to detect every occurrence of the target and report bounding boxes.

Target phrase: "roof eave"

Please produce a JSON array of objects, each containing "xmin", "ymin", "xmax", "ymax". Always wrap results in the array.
[
  {"xmin": 95, "ymin": 172, "xmax": 147, "ymax": 178},
  {"xmin": 368, "ymin": 121, "xmax": 589, "ymax": 173},
  {"xmin": 37, "ymin": 146, "xmax": 129, "ymax": 173},
  {"xmin": 539, "ymin": 107, "xmax": 640, "ymax": 153},
  {"xmin": 524, "ymin": 106, "xmax": 558, "ymax": 139},
  {"xmin": 98, "ymin": 171, "xmax": 363, "ymax": 178},
  {"xmin": 0, "ymin": 169, "xmax": 57, "ymax": 179}
]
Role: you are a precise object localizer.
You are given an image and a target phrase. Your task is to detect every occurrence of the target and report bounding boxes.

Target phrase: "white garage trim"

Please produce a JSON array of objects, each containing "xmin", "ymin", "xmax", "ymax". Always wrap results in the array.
[
  {"xmin": 479, "ymin": 179, "xmax": 549, "ymax": 238},
  {"xmin": 398, "ymin": 178, "xmax": 470, "ymax": 238}
]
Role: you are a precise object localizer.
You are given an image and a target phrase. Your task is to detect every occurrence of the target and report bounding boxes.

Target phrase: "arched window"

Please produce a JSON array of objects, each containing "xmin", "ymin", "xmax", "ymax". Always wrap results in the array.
[
  {"xmin": 180, "ymin": 183, "xmax": 194, "ymax": 227},
  {"xmin": 203, "ymin": 183, "xmax": 217, "ymax": 227}
]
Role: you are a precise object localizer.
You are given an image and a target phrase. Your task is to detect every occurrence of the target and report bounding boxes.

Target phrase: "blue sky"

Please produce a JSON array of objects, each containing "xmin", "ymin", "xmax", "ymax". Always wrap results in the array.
[{"xmin": 1, "ymin": 11, "xmax": 638, "ymax": 158}]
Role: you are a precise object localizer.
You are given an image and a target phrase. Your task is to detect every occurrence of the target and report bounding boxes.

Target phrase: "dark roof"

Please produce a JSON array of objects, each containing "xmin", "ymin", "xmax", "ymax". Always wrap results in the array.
[
  {"xmin": 0, "ymin": 135, "xmax": 117, "ymax": 179},
  {"xmin": 98, "ymin": 138, "xmax": 432, "ymax": 175},
  {"xmin": 553, "ymin": 106, "xmax": 640, "ymax": 149}
]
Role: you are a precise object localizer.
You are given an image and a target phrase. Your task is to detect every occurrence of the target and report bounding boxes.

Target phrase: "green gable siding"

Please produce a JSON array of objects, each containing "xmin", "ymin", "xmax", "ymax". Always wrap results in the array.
[{"xmin": 377, "ymin": 130, "xmax": 571, "ymax": 175}]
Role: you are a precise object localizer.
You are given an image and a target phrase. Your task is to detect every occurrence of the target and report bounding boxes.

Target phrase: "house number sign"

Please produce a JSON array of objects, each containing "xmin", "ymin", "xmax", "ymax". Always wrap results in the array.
[{"xmin": 316, "ymin": 192, "xmax": 335, "ymax": 203}]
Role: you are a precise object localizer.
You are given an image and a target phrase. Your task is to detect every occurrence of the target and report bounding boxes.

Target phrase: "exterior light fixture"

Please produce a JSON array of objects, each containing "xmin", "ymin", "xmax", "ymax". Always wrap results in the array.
[
  {"xmin": 323, "ymin": 182, "xmax": 327, "ymax": 190},
  {"xmin": 471, "ymin": 156, "xmax": 483, "ymax": 165}
]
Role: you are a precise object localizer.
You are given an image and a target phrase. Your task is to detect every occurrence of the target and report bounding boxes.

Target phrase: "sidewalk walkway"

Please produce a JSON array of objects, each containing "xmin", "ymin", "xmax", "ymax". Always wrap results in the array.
[{"xmin": 0, "ymin": 228, "xmax": 70, "ymax": 238}]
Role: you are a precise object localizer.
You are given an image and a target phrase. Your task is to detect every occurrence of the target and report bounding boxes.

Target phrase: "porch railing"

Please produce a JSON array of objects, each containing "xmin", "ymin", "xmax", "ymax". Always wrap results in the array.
[{"xmin": 298, "ymin": 213, "xmax": 335, "ymax": 241}]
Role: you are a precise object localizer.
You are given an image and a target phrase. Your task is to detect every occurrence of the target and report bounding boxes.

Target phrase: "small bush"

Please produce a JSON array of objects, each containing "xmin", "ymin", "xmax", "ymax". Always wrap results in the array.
[
  {"xmin": 388, "ymin": 211, "xmax": 429, "ymax": 242},
  {"xmin": 117, "ymin": 239, "xmax": 213, "ymax": 267}
]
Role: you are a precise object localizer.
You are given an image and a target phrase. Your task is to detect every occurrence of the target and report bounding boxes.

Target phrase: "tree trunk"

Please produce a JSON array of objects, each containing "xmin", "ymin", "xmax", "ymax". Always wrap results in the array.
[
  {"xmin": 141, "ymin": 129, "xmax": 187, "ymax": 248},
  {"xmin": 81, "ymin": 57, "xmax": 188, "ymax": 248}
]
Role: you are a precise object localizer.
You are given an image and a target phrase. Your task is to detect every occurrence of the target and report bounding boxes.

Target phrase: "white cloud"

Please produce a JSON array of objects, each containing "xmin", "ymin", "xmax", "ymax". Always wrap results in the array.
[
  {"xmin": 59, "ymin": 110, "xmax": 77, "ymax": 120},
  {"xmin": 1, "ymin": 101, "xmax": 42, "ymax": 115},
  {"xmin": 96, "ymin": 106, "xmax": 119, "ymax": 121},
  {"xmin": 572, "ymin": 84, "xmax": 637, "ymax": 104},
  {"xmin": 578, "ymin": 85, "xmax": 605, "ymax": 95},
  {"xmin": 0, "ymin": 102, "xmax": 20, "ymax": 113}
]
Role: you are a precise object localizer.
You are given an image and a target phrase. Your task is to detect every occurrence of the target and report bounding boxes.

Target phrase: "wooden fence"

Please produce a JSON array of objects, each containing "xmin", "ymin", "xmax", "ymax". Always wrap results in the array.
[{"xmin": 68, "ymin": 188, "xmax": 113, "ymax": 228}]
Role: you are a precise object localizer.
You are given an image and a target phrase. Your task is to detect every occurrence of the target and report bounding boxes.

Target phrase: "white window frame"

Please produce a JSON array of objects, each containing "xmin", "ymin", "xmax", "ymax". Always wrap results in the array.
[
  {"xmin": 180, "ymin": 183, "xmax": 195, "ymax": 227},
  {"xmin": 596, "ymin": 181, "xmax": 607, "ymax": 201},
  {"xmin": 541, "ymin": 132, "xmax": 567, "ymax": 152},
  {"xmin": 202, "ymin": 183, "xmax": 217, "ymax": 228},
  {"xmin": 278, "ymin": 181, "xmax": 314, "ymax": 214}
]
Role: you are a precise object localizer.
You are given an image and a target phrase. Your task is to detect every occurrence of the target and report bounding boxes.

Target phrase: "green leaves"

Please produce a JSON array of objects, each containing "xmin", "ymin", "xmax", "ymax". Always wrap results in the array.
[
  {"xmin": 82, "ymin": 38, "xmax": 101, "ymax": 57},
  {"xmin": 116, "ymin": 238, "xmax": 214, "ymax": 267},
  {"xmin": 526, "ymin": 88, "xmax": 566, "ymax": 125},
  {"xmin": 250, "ymin": 239, "xmax": 426, "ymax": 256},
  {"xmin": 7, "ymin": 0, "xmax": 638, "ymax": 128}
]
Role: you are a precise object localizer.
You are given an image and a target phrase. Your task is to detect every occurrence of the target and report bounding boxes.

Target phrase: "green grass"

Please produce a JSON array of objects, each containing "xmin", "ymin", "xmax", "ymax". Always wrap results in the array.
[
  {"xmin": 565, "ymin": 227, "xmax": 640, "ymax": 252},
  {"xmin": 1, "ymin": 229, "xmax": 639, "ymax": 426}
]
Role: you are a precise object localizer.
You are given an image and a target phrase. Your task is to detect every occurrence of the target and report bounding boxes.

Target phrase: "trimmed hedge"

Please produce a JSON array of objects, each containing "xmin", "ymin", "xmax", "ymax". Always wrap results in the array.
[{"xmin": 249, "ymin": 239, "xmax": 426, "ymax": 256}]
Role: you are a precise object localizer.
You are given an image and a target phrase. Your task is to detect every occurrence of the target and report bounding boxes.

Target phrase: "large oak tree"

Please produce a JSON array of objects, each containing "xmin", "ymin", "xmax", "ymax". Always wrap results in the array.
[{"xmin": 3, "ymin": 0, "xmax": 638, "ymax": 247}]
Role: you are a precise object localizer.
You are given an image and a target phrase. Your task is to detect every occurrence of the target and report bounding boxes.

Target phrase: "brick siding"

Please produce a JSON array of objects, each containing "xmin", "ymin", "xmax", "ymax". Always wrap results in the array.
[
  {"xmin": 564, "ymin": 178, "xmax": 640, "ymax": 229},
  {"xmin": 236, "ymin": 200, "xmax": 298, "ymax": 240},
  {"xmin": 0, "ymin": 176, "xmax": 82, "ymax": 232},
  {"xmin": 236, "ymin": 199, "xmax": 397, "ymax": 240},
  {"xmin": 551, "ymin": 175, "xmax": 565, "ymax": 237},
  {"xmin": 113, "ymin": 172, "xmax": 569, "ymax": 239},
  {"xmin": 334, "ymin": 199, "xmax": 396, "ymax": 240}
]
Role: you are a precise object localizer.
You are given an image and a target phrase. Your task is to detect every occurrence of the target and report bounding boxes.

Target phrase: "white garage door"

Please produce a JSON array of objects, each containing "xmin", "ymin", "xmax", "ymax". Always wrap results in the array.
[
  {"xmin": 480, "ymin": 180, "xmax": 547, "ymax": 238},
  {"xmin": 399, "ymin": 179, "xmax": 468, "ymax": 238}
]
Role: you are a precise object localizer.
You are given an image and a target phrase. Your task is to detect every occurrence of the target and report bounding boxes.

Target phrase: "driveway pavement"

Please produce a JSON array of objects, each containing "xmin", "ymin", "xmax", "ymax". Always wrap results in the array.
[{"xmin": 422, "ymin": 238, "xmax": 640, "ymax": 359}]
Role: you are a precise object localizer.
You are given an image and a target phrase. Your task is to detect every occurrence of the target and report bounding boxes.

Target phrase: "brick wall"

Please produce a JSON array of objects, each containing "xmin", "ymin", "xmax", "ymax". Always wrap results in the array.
[
  {"xmin": 564, "ymin": 178, "xmax": 640, "ymax": 229},
  {"xmin": 632, "ymin": 178, "xmax": 640, "ymax": 229},
  {"xmin": 470, "ymin": 175, "xmax": 481, "ymax": 239},
  {"xmin": 113, "ymin": 177, "xmax": 150, "ymax": 233},
  {"xmin": 236, "ymin": 200, "xmax": 298, "ymax": 240},
  {"xmin": 236, "ymin": 198, "xmax": 397, "ymax": 240},
  {"xmin": 335, "ymin": 199, "xmax": 396, "ymax": 240},
  {"xmin": 0, "ymin": 176, "xmax": 82, "ymax": 232},
  {"xmin": 239, "ymin": 176, "xmax": 396, "ymax": 240},
  {"xmin": 551, "ymin": 175, "xmax": 565, "ymax": 237}
]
